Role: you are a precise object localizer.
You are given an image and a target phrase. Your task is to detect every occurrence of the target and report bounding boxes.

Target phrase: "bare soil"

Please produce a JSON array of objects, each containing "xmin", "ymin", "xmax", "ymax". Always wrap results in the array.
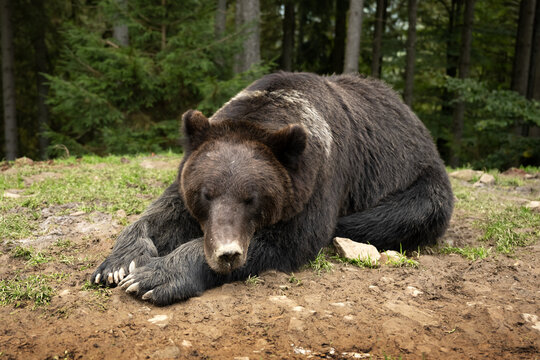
[{"xmin": 1, "ymin": 163, "xmax": 539, "ymax": 360}]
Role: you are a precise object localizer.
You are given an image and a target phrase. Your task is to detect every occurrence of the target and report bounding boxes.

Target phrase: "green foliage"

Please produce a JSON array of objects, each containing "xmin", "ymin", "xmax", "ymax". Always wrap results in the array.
[
  {"xmin": 309, "ymin": 250, "xmax": 333, "ymax": 275},
  {"xmin": 0, "ymin": 273, "xmax": 66, "ymax": 308},
  {"xmin": 479, "ymin": 206, "xmax": 540, "ymax": 253},
  {"xmin": 45, "ymin": 0, "xmax": 268, "ymax": 157},
  {"xmin": 245, "ymin": 274, "xmax": 263, "ymax": 286},
  {"xmin": 441, "ymin": 245, "xmax": 491, "ymax": 261},
  {"xmin": 445, "ymin": 77, "xmax": 540, "ymax": 169}
]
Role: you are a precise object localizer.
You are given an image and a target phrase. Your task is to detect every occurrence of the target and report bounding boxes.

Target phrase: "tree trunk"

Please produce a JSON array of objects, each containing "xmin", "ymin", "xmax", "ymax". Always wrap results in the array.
[
  {"xmin": 1, "ymin": 0, "xmax": 18, "ymax": 160},
  {"xmin": 113, "ymin": 0, "xmax": 129, "ymax": 47},
  {"xmin": 331, "ymin": 0, "xmax": 348, "ymax": 73},
  {"xmin": 403, "ymin": 0, "xmax": 417, "ymax": 107},
  {"xmin": 522, "ymin": 0, "xmax": 540, "ymax": 136},
  {"xmin": 33, "ymin": 0, "xmax": 51, "ymax": 160},
  {"xmin": 511, "ymin": 0, "xmax": 536, "ymax": 96},
  {"xmin": 450, "ymin": 0, "xmax": 476, "ymax": 167},
  {"xmin": 371, "ymin": 0, "xmax": 387, "ymax": 78},
  {"xmin": 234, "ymin": 0, "xmax": 261, "ymax": 73},
  {"xmin": 215, "ymin": 0, "xmax": 227, "ymax": 38},
  {"xmin": 343, "ymin": 0, "xmax": 364, "ymax": 73},
  {"xmin": 528, "ymin": 0, "xmax": 540, "ymax": 100},
  {"xmin": 281, "ymin": 0, "xmax": 295, "ymax": 71}
]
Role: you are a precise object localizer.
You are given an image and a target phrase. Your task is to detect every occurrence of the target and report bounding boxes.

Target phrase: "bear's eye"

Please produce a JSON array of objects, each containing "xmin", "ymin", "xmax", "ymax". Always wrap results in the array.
[
  {"xmin": 201, "ymin": 188, "xmax": 214, "ymax": 202},
  {"xmin": 243, "ymin": 197, "xmax": 254, "ymax": 205}
]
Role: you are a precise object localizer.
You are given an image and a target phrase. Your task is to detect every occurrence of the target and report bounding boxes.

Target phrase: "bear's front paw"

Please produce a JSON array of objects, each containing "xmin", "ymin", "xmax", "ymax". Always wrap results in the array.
[
  {"xmin": 117, "ymin": 258, "xmax": 205, "ymax": 306},
  {"xmin": 91, "ymin": 253, "xmax": 154, "ymax": 287}
]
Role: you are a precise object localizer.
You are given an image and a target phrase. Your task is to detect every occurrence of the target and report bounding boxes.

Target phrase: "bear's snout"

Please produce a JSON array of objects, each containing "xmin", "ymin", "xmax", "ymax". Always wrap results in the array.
[{"xmin": 214, "ymin": 242, "xmax": 243, "ymax": 271}]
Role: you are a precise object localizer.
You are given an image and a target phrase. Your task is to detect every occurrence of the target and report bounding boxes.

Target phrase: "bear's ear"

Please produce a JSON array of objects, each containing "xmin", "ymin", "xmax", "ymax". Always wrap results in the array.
[
  {"xmin": 266, "ymin": 124, "xmax": 307, "ymax": 170},
  {"xmin": 182, "ymin": 110, "xmax": 210, "ymax": 152}
]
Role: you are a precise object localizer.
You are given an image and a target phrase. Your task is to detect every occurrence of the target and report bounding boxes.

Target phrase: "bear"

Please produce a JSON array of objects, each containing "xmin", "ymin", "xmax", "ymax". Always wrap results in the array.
[{"xmin": 91, "ymin": 72, "xmax": 454, "ymax": 306}]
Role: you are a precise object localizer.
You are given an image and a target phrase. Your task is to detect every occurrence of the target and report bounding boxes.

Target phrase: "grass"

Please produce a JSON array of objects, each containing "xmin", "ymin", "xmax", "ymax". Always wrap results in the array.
[
  {"xmin": 441, "ymin": 245, "xmax": 491, "ymax": 261},
  {"xmin": 245, "ymin": 274, "xmax": 263, "ymax": 286},
  {"xmin": 334, "ymin": 254, "xmax": 380, "ymax": 268},
  {"xmin": 309, "ymin": 250, "xmax": 333, "ymax": 275},
  {"xmin": 288, "ymin": 273, "xmax": 302, "ymax": 285},
  {"xmin": 1, "ymin": 153, "xmax": 180, "ymax": 240},
  {"xmin": 0, "ymin": 273, "xmax": 67, "ymax": 308},
  {"xmin": 479, "ymin": 206, "xmax": 539, "ymax": 253},
  {"xmin": 11, "ymin": 245, "xmax": 52, "ymax": 266}
]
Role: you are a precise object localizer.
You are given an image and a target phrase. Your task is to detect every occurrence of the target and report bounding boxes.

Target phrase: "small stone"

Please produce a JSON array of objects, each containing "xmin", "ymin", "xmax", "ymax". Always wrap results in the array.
[
  {"xmin": 406, "ymin": 286, "xmax": 423, "ymax": 297},
  {"xmin": 522, "ymin": 313, "xmax": 540, "ymax": 332},
  {"xmin": 333, "ymin": 237, "xmax": 381, "ymax": 264},
  {"xmin": 292, "ymin": 306, "xmax": 305, "ymax": 312},
  {"xmin": 330, "ymin": 302, "xmax": 346, "ymax": 307},
  {"xmin": 288, "ymin": 317, "xmax": 305, "ymax": 332},
  {"xmin": 116, "ymin": 209, "xmax": 127, "ymax": 218},
  {"xmin": 449, "ymin": 169, "xmax": 483, "ymax": 182},
  {"xmin": 233, "ymin": 357, "xmax": 250, "ymax": 360},
  {"xmin": 70, "ymin": 211, "xmax": 86, "ymax": 216},
  {"xmin": 59, "ymin": 289, "xmax": 71, "ymax": 297},
  {"xmin": 478, "ymin": 173, "xmax": 495, "ymax": 185},
  {"xmin": 526, "ymin": 201, "xmax": 540, "ymax": 214},
  {"xmin": 148, "ymin": 314, "xmax": 170, "ymax": 328},
  {"xmin": 3, "ymin": 191, "xmax": 21, "ymax": 198},
  {"xmin": 151, "ymin": 346, "xmax": 181, "ymax": 359},
  {"xmin": 181, "ymin": 340, "xmax": 192, "ymax": 348},
  {"xmin": 380, "ymin": 250, "xmax": 403, "ymax": 264},
  {"xmin": 472, "ymin": 181, "xmax": 485, "ymax": 188},
  {"xmin": 343, "ymin": 315, "xmax": 355, "ymax": 322}
]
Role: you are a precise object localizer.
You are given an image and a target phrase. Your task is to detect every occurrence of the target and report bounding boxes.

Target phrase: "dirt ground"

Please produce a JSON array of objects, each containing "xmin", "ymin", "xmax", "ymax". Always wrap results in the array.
[{"xmin": 1, "ymin": 161, "xmax": 539, "ymax": 360}]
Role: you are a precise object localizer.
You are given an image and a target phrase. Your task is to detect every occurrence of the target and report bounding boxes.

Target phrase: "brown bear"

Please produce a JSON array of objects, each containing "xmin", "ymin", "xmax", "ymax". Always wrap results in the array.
[{"xmin": 91, "ymin": 72, "xmax": 454, "ymax": 305}]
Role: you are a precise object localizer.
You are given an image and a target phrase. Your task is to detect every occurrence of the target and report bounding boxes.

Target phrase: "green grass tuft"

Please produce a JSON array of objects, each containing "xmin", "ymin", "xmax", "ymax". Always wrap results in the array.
[
  {"xmin": 441, "ymin": 245, "xmax": 491, "ymax": 261},
  {"xmin": 0, "ymin": 273, "xmax": 67, "ymax": 308},
  {"xmin": 309, "ymin": 250, "xmax": 333, "ymax": 275},
  {"xmin": 480, "ymin": 206, "xmax": 539, "ymax": 253}
]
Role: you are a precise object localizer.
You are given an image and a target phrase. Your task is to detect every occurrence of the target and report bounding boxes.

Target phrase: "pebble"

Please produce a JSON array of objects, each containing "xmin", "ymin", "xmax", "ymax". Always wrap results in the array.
[
  {"xmin": 148, "ymin": 314, "xmax": 170, "ymax": 328},
  {"xmin": 151, "ymin": 346, "xmax": 180, "ymax": 359},
  {"xmin": 406, "ymin": 286, "xmax": 423, "ymax": 297}
]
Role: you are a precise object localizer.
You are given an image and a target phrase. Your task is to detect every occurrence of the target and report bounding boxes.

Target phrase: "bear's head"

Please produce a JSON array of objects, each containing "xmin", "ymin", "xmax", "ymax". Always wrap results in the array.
[{"xmin": 180, "ymin": 110, "xmax": 307, "ymax": 274}]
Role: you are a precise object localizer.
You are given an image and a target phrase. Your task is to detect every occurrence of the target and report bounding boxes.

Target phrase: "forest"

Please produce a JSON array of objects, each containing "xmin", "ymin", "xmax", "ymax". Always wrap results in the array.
[{"xmin": 1, "ymin": 0, "xmax": 539, "ymax": 169}]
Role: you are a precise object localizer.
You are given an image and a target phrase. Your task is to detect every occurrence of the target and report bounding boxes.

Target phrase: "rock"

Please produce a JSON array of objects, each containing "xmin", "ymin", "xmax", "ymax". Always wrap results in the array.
[
  {"xmin": 70, "ymin": 211, "xmax": 86, "ymax": 216},
  {"xmin": 15, "ymin": 157, "xmax": 34, "ymax": 166},
  {"xmin": 526, "ymin": 201, "xmax": 540, "ymax": 213},
  {"xmin": 181, "ymin": 340, "xmax": 192, "ymax": 348},
  {"xmin": 522, "ymin": 313, "xmax": 540, "ymax": 332},
  {"xmin": 502, "ymin": 167, "xmax": 528, "ymax": 177},
  {"xmin": 233, "ymin": 357, "xmax": 250, "ymax": 360},
  {"xmin": 151, "ymin": 346, "xmax": 181, "ymax": 359},
  {"xmin": 449, "ymin": 169, "xmax": 483, "ymax": 182},
  {"xmin": 406, "ymin": 286, "xmax": 423, "ymax": 297},
  {"xmin": 288, "ymin": 317, "xmax": 305, "ymax": 332},
  {"xmin": 148, "ymin": 314, "xmax": 170, "ymax": 328},
  {"xmin": 3, "ymin": 191, "xmax": 21, "ymax": 199},
  {"xmin": 380, "ymin": 250, "xmax": 403, "ymax": 264},
  {"xmin": 330, "ymin": 302, "xmax": 346, "ymax": 307},
  {"xmin": 333, "ymin": 237, "xmax": 381, "ymax": 264},
  {"xmin": 343, "ymin": 315, "xmax": 355, "ymax": 323},
  {"xmin": 477, "ymin": 173, "xmax": 495, "ymax": 186},
  {"xmin": 115, "ymin": 209, "xmax": 127, "ymax": 218}
]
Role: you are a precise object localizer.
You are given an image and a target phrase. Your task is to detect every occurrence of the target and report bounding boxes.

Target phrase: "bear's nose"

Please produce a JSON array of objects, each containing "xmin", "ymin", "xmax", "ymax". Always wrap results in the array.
[
  {"xmin": 215, "ymin": 242, "xmax": 243, "ymax": 267},
  {"xmin": 218, "ymin": 250, "xmax": 241, "ymax": 266}
]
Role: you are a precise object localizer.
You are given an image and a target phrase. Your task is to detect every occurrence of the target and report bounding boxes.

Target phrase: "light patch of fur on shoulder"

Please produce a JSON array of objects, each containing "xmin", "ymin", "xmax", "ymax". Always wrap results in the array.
[
  {"xmin": 211, "ymin": 89, "xmax": 333, "ymax": 157},
  {"xmin": 272, "ymin": 89, "xmax": 332, "ymax": 158}
]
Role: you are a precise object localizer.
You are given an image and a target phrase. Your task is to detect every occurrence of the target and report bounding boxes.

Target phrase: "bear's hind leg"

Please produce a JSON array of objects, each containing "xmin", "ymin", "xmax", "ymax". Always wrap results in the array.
[{"xmin": 335, "ymin": 166, "xmax": 453, "ymax": 250}]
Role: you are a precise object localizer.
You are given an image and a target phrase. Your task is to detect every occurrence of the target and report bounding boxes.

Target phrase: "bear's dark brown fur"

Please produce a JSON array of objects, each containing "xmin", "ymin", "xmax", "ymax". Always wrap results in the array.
[{"xmin": 92, "ymin": 72, "xmax": 454, "ymax": 305}]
